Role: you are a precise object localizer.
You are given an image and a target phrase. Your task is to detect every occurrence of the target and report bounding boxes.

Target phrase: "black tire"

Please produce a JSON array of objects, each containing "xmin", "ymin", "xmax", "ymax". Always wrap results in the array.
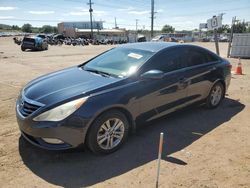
[
  {"xmin": 21, "ymin": 47, "xmax": 25, "ymax": 51},
  {"xmin": 87, "ymin": 110, "xmax": 130, "ymax": 154},
  {"xmin": 206, "ymin": 82, "xmax": 225, "ymax": 109}
]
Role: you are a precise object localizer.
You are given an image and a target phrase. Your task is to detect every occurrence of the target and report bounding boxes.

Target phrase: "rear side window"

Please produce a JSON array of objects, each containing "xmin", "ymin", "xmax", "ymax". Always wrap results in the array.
[
  {"xmin": 205, "ymin": 52, "xmax": 219, "ymax": 62},
  {"xmin": 186, "ymin": 49, "xmax": 207, "ymax": 66},
  {"xmin": 23, "ymin": 38, "xmax": 35, "ymax": 42},
  {"xmin": 186, "ymin": 47, "xmax": 219, "ymax": 67},
  {"xmin": 144, "ymin": 48, "xmax": 185, "ymax": 73}
]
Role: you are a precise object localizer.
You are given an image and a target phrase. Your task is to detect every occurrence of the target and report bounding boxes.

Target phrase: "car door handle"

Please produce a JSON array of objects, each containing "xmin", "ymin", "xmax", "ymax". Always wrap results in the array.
[
  {"xmin": 179, "ymin": 78, "xmax": 187, "ymax": 83},
  {"xmin": 209, "ymin": 67, "xmax": 216, "ymax": 71},
  {"xmin": 179, "ymin": 78, "xmax": 188, "ymax": 89}
]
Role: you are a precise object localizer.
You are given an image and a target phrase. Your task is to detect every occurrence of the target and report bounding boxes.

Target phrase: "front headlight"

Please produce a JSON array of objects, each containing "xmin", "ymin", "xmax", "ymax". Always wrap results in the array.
[{"xmin": 33, "ymin": 97, "xmax": 88, "ymax": 122}]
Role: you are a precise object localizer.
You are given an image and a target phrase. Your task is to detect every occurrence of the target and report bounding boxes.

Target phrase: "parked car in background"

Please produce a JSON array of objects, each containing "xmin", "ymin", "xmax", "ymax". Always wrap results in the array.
[
  {"xmin": 219, "ymin": 36, "xmax": 229, "ymax": 42},
  {"xmin": 36, "ymin": 34, "xmax": 47, "ymax": 39},
  {"xmin": 200, "ymin": 37, "xmax": 210, "ymax": 42},
  {"xmin": 151, "ymin": 34, "xmax": 166, "ymax": 42},
  {"xmin": 16, "ymin": 42, "xmax": 231, "ymax": 154},
  {"xmin": 21, "ymin": 36, "xmax": 48, "ymax": 51},
  {"xmin": 152, "ymin": 34, "xmax": 184, "ymax": 43},
  {"xmin": 137, "ymin": 35, "xmax": 146, "ymax": 42},
  {"xmin": 53, "ymin": 34, "xmax": 66, "ymax": 40}
]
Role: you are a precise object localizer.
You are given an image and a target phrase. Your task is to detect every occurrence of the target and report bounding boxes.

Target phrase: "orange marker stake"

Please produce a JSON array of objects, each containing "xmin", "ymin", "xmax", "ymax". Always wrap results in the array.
[{"xmin": 156, "ymin": 132, "xmax": 164, "ymax": 188}]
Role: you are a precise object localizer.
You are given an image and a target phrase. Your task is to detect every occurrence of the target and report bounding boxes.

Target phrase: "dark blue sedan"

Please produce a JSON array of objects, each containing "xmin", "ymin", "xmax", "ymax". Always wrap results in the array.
[{"xmin": 16, "ymin": 42, "xmax": 231, "ymax": 154}]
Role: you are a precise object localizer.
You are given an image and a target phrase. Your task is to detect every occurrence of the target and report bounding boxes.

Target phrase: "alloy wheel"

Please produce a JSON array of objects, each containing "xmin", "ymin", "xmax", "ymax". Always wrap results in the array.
[
  {"xmin": 210, "ymin": 85, "xmax": 222, "ymax": 106},
  {"xmin": 97, "ymin": 118, "xmax": 125, "ymax": 150}
]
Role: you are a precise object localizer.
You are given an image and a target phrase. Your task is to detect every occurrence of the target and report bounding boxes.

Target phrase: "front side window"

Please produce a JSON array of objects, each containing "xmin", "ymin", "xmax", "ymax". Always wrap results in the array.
[
  {"xmin": 83, "ymin": 47, "xmax": 154, "ymax": 77},
  {"xmin": 143, "ymin": 48, "xmax": 185, "ymax": 73}
]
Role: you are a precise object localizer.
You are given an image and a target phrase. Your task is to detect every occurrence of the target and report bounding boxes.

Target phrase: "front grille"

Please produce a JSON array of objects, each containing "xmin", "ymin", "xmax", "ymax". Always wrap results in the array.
[{"xmin": 19, "ymin": 100, "xmax": 41, "ymax": 117}]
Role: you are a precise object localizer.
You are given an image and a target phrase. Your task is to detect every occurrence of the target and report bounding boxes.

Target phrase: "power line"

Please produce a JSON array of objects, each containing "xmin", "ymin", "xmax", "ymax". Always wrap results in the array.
[{"xmin": 159, "ymin": 6, "xmax": 250, "ymax": 17}]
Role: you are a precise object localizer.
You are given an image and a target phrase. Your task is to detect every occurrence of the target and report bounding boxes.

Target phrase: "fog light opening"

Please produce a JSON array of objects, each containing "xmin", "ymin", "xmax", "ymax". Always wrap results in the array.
[{"xmin": 42, "ymin": 138, "xmax": 64, "ymax": 144}]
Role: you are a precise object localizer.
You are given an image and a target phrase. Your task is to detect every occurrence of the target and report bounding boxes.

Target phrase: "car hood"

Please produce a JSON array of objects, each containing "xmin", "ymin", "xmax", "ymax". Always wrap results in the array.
[{"xmin": 23, "ymin": 66, "xmax": 120, "ymax": 105}]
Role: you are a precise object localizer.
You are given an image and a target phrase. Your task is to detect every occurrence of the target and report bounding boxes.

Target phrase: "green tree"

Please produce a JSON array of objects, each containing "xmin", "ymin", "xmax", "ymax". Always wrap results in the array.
[
  {"xmin": 53, "ymin": 26, "xmax": 58, "ymax": 33},
  {"xmin": 21, "ymin": 23, "xmax": 32, "ymax": 33},
  {"xmin": 12, "ymin": 25, "xmax": 20, "ymax": 30},
  {"xmin": 233, "ymin": 21, "xmax": 247, "ymax": 33},
  {"xmin": 161, "ymin": 24, "xmax": 175, "ymax": 33},
  {"xmin": 40, "ymin": 25, "xmax": 54, "ymax": 33},
  {"xmin": 246, "ymin": 26, "xmax": 250, "ymax": 33},
  {"xmin": 217, "ymin": 24, "xmax": 230, "ymax": 34},
  {"xmin": 39, "ymin": 25, "xmax": 58, "ymax": 33}
]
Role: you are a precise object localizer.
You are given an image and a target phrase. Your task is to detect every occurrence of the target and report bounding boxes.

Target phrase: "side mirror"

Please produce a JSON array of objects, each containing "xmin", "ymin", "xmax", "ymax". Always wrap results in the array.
[{"xmin": 140, "ymin": 70, "xmax": 164, "ymax": 80}]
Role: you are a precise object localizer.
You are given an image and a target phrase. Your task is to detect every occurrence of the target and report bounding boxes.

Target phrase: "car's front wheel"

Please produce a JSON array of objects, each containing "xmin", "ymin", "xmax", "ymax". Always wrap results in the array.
[
  {"xmin": 87, "ymin": 110, "xmax": 129, "ymax": 154},
  {"xmin": 206, "ymin": 82, "xmax": 225, "ymax": 108}
]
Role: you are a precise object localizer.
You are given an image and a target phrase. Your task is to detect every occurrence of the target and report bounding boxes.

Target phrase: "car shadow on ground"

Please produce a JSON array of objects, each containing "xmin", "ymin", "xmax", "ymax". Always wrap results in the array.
[{"xmin": 19, "ymin": 98, "xmax": 244, "ymax": 187}]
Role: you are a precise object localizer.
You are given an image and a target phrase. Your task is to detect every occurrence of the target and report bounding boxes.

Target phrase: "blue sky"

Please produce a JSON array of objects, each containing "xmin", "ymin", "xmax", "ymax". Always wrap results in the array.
[{"xmin": 0, "ymin": 0, "xmax": 249, "ymax": 30}]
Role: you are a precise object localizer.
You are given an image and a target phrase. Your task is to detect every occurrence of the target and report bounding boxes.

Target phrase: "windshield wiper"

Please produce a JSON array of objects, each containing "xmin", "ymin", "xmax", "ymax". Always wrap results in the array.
[{"xmin": 83, "ymin": 68, "xmax": 114, "ymax": 77}]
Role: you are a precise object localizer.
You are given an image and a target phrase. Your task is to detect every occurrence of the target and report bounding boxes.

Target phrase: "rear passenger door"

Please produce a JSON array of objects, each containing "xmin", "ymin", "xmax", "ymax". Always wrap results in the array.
[{"xmin": 183, "ymin": 46, "xmax": 220, "ymax": 103}]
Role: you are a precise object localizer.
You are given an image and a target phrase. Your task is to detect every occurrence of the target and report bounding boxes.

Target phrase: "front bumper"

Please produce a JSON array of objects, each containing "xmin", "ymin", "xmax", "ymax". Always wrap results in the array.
[{"xmin": 16, "ymin": 106, "xmax": 88, "ymax": 150}]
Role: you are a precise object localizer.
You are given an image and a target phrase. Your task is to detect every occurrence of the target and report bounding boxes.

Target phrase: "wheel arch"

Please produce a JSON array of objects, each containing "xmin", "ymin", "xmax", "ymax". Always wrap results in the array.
[{"xmin": 84, "ymin": 105, "xmax": 136, "ymax": 144}]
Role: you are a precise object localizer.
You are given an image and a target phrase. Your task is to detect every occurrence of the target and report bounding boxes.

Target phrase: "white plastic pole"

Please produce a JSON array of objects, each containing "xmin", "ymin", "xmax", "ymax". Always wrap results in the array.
[{"xmin": 156, "ymin": 132, "xmax": 164, "ymax": 188}]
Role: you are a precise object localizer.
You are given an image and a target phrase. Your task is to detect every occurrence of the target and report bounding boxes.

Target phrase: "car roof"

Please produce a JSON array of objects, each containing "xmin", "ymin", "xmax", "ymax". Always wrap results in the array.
[{"xmin": 118, "ymin": 42, "xmax": 180, "ymax": 52}]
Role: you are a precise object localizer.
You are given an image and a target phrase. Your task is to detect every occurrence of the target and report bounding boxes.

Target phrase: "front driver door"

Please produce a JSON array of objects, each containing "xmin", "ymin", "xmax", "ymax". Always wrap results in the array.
[{"xmin": 136, "ymin": 47, "xmax": 189, "ymax": 123}]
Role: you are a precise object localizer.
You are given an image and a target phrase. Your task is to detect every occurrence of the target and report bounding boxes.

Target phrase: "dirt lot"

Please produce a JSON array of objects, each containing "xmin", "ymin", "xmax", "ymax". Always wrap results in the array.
[{"xmin": 0, "ymin": 37, "xmax": 249, "ymax": 188}]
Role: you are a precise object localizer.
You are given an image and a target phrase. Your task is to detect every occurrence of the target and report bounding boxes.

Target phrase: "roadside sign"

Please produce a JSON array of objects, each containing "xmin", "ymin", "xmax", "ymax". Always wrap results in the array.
[
  {"xmin": 207, "ymin": 15, "xmax": 222, "ymax": 31},
  {"xmin": 199, "ymin": 23, "xmax": 207, "ymax": 30}
]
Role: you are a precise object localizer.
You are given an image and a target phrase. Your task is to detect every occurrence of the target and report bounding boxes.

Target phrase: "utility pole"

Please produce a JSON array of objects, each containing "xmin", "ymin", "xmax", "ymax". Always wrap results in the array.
[
  {"xmin": 136, "ymin": 19, "xmax": 139, "ymax": 42},
  {"xmin": 136, "ymin": 19, "xmax": 138, "ymax": 31},
  {"xmin": 87, "ymin": 0, "xmax": 94, "ymax": 39},
  {"xmin": 213, "ymin": 13, "xmax": 224, "ymax": 56},
  {"xmin": 214, "ymin": 28, "xmax": 220, "ymax": 55},
  {"xmin": 114, "ymin": 17, "xmax": 117, "ymax": 28},
  {"xmin": 151, "ymin": 0, "xmax": 154, "ymax": 38},
  {"xmin": 227, "ymin": 16, "xmax": 236, "ymax": 57}
]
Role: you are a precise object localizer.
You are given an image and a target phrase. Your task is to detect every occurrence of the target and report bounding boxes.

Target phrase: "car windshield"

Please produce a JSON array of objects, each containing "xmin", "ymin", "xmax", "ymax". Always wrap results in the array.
[{"xmin": 83, "ymin": 47, "xmax": 154, "ymax": 77}]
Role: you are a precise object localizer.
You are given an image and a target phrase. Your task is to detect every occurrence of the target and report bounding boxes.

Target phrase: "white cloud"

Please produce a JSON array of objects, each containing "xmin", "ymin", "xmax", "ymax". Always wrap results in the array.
[
  {"xmin": 128, "ymin": 10, "xmax": 150, "ymax": 15},
  {"xmin": 74, "ymin": 7, "xmax": 89, "ymax": 11},
  {"xmin": 95, "ymin": 10, "xmax": 107, "ymax": 16},
  {"xmin": 118, "ymin": 7, "xmax": 134, "ymax": 11},
  {"xmin": 0, "ymin": 16, "xmax": 14, "ymax": 19},
  {"xmin": 157, "ymin": 9, "xmax": 164, "ymax": 13},
  {"xmin": 68, "ymin": 11, "xmax": 89, "ymax": 16},
  {"xmin": 28, "ymin": 11, "xmax": 55, "ymax": 15},
  {"xmin": 0, "ymin": 6, "xmax": 17, "ymax": 11},
  {"xmin": 65, "ymin": 10, "xmax": 107, "ymax": 16}
]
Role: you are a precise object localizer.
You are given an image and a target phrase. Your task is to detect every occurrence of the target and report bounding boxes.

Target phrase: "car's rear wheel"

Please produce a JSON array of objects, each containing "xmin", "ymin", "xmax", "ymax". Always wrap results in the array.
[
  {"xmin": 206, "ymin": 82, "xmax": 225, "ymax": 108},
  {"xmin": 21, "ymin": 47, "xmax": 26, "ymax": 51},
  {"xmin": 87, "ymin": 110, "xmax": 129, "ymax": 154}
]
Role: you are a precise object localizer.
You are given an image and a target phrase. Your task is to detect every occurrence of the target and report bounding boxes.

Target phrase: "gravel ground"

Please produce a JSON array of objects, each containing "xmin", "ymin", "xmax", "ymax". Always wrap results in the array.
[{"xmin": 0, "ymin": 37, "xmax": 249, "ymax": 188}]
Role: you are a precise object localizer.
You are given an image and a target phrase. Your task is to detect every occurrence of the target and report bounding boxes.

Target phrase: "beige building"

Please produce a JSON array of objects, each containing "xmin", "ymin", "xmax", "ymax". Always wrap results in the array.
[
  {"xmin": 57, "ymin": 21, "xmax": 127, "ymax": 39},
  {"xmin": 75, "ymin": 28, "xmax": 127, "ymax": 40}
]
